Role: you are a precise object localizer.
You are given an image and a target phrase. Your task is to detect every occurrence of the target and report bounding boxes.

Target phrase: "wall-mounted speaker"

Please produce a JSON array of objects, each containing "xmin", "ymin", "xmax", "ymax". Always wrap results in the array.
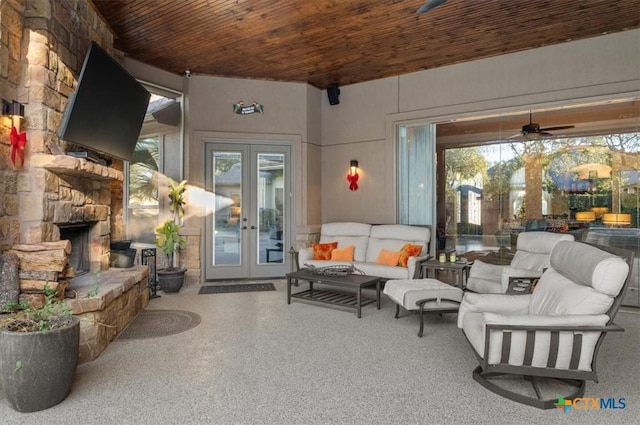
[{"xmin": 327, "ymin": 84, "xmax": 340, "ymax": 105}]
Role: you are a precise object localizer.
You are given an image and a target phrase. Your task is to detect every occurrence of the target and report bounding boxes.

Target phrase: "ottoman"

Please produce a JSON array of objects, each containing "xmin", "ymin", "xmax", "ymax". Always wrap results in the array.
[{"xmin": 383, "ymin": 278, "xmax": 463, "ymax": 337}]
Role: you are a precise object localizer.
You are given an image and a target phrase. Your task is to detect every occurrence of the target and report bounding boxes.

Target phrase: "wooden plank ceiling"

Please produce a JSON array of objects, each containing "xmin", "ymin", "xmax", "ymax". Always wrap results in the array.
[{"xmin": 91, "ymin": 0, "xmax": 640, "ymax": 89}]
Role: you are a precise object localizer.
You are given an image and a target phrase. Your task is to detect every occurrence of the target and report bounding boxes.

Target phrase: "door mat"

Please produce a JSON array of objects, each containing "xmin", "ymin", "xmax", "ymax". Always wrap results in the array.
[
  {"xmin": 117, "ymin": 309, "xmax": 201, "ymax": 340},
  {"xmin": 198, "ymin": 283, "xmax": 276, "ymax": 294}
]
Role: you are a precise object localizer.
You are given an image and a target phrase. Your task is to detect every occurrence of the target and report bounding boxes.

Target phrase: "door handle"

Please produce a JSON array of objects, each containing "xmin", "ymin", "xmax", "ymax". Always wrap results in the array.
[
  {"xmin": 250, "ymin": 225, "xmax": 257, "ymax": 230},
  {"xmin": 241, "ymin": 226, "xmax": 247, "ymax": 230}
]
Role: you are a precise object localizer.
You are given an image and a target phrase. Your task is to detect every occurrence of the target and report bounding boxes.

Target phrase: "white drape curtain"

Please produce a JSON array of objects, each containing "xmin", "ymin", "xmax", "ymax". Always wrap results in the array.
[{"xmin": 397, "ymin": 124, "xmax": 436, "ymax": 226}]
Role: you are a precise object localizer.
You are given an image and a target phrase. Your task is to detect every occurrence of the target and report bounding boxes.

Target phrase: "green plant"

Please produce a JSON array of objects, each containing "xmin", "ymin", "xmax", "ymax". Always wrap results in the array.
[
  {"xmin": 154, "ymin": 219, "xmax": 186, "ymax": 270},
  {"xmin": 0, "ymin": 284, "xmax": 72, "ymax": 333},
  {"xmin": 154, "ymin": 178, "xmax": 188, "ymax": 270},
  {"xmin": 168, "ymin": 178, "xmax": 187, "ymax": 221}
]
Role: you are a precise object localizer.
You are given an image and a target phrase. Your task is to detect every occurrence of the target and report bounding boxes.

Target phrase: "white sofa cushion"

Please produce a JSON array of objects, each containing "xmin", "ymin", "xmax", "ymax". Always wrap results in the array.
[
  {"xmin": 319, "ymin": 222, "xmax": 371, "ymax": 262},
  {"xmin": 549, "ymin": 240, "xmax": 629, "ymax": 297},
  {"xmin": 457, "ymin": 292, "xmax": 531, "ymax": 328},
  {"xmin": 320, "ymin": 222, "xmax": 371, "ymax": 238},
  {"xmin": 357, "ymin": 262, "xmax": 410, "ymax": 280},
  {"xmin": 384, "ymin": 278, "xmax": 463, "ymax": 310},
  {"xmin": 511, "ymin": 231, "xmax": 574, "ymax": 270},
  {"xmin": 466, "ymin": 261, "xmax": 506, "ymax": 293},
  {"xmin": 469, "ymin": 260, "xmax": 506, "ymax": 279},
  {"xmin": 365, "ymin": 224, "xmax": 430, "ymax": 263},
  {"xmin": 529, "ymin": 242, "xmax": 629, "ymax": 317}
]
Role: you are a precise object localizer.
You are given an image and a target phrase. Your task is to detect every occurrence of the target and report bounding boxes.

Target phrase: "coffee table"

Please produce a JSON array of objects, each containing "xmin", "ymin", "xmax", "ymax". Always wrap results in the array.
[{"xmin": 286, "ymin": 270, "xmax": 381, "ymax": 318}]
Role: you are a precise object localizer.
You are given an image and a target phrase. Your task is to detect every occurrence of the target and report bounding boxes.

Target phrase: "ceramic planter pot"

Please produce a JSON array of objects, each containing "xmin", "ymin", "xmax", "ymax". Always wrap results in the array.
[
  {"xmin": 157, "ymin": 267, "xmax": 187, "ymax": 293},
  {"xmin": 0, "ymin": 316, "xmax": 80, "ymax": 412}
]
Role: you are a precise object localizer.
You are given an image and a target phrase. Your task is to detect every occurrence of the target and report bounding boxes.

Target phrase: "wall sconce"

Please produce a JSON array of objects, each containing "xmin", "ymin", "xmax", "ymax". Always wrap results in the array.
[
  {"xmin": 575, "ymin": 211, "xmax": 596, "ymax": 222},
  {"xmin": 347, "ymin": 160, "xmax": 359, "ymax": 191},
  {"xmin": 2, "ymin": 99, "xmax": 25, "ymax": 119},
  {"xmin": 2, "ymin": 99, "xmax": 27, "ymax": 167},
  {"xmin": 603, "ymin": 213, "xmax": 631, "ymax": 227}
]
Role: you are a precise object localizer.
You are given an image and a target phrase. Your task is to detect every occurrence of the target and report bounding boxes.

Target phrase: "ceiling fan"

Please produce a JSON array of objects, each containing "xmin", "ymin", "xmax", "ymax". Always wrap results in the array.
[
  {"xmin": 508, "ymin": 113, "xmax": 576, "ymax": 138},
  {"xmin": 417, "ymin": 0, "xmax": 448, "ymax": 14}
]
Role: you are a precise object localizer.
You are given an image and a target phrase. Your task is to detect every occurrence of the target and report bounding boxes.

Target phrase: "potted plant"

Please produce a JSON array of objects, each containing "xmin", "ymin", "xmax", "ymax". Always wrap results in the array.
[
  {"xmin": 0, "ymin": 285, "xmax": 80, "ymax": 412},
  {"xmin": 154, "ymin": 178, "xmax": 188, "ymax": 293},
  {"xmin": 168, "ymin": 178, "xmax": 187, "ymax": 224}
]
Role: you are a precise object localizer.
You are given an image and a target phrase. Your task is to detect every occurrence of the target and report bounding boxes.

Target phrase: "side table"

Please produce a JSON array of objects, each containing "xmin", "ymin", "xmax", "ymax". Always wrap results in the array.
[{"xmin": 421, "ymin": 259, "xmax": 472, "ymax": 289}]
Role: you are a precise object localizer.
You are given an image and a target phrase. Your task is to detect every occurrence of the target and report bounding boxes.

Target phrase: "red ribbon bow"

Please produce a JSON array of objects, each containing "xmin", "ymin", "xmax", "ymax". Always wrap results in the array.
[
  {"xmin": 10, "ymin": 126, "xmax": 27, "ymax": 167},
  {"xmin": 347, "ymin": 172, "xmax": 359, "ymax": 191}
]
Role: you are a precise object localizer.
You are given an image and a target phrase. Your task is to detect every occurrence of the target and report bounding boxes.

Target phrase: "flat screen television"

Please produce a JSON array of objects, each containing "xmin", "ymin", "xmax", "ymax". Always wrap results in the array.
[{"xmin": 57, "ymin": 42, "xmax": 151, "ymax": 162}]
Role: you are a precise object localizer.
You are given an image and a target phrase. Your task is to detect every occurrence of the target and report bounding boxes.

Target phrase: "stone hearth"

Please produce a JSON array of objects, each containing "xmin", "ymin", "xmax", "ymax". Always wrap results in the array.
[{"xmin": 67, "ymin": 266, "xmax": 149, "ymax": 364}]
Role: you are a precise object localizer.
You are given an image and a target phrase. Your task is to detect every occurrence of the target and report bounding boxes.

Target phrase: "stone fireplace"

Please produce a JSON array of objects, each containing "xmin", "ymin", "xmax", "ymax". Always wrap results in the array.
[
  {"xmin": 0, "ymin": 0, "xmax": 150, "ymax": 363},
  {"xmin": 31, "ymin": 154, "xmax": 122, "ymax": 273}
]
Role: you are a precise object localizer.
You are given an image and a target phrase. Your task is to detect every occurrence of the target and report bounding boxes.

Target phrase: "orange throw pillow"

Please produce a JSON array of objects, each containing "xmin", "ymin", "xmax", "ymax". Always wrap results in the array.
[
  {"xmin": 331, "ymin": 245, "xmax": 354, "ymax": 261},
  {"xmin": 398, "ymin": 243, "xmax": 423, "ymax": 267},
  {"xmin": 376, "ymin": 248, "xmax": 401, "ymax": 266},
  {"xmin": 312, "ymin": 242, "xmax": 338, "ymax": 260}
]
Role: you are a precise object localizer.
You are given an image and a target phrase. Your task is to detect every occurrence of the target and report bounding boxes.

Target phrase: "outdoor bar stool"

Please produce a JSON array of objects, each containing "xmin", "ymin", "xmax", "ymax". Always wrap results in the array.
[{"xmin": 383, "ymin": 278, "xmax": 463, "ymax": 337}]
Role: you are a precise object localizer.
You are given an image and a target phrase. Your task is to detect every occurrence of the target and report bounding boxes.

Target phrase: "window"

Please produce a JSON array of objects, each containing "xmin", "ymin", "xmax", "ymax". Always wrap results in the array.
[
  {"xmin": 125, "ymin": 87, "xmax": 183, "ymax": 244},
  {"xmin": 127, "ymin": 136, "xmax": 160, "ymax": 243}
]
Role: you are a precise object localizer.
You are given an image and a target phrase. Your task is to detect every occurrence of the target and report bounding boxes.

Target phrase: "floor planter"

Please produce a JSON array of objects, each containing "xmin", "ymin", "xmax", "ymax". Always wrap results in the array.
[
  {"xmin": 0, "ymin": 316, "xmax": 80, "ymax": 413},
  {"xmin": 157, "ymin": 267, "xmax": 187, "ymax": 293}
]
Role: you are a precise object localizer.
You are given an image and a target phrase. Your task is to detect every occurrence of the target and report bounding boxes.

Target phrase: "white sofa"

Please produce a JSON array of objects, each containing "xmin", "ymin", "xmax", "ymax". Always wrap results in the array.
[{"xmin": 297, "ymin": 222, "xmax": 431, "ymax": 280}]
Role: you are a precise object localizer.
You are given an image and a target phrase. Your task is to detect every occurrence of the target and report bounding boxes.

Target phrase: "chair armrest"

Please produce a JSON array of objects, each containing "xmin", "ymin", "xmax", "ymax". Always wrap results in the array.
[
  {"xmin": 505, "ymin": 276, "xmax": 540, "ymax": 295},
  {"xmin": 469, "ymin": 260, "xmax": 507, "ymax": 279},
  {"xmin": 409, "ymin": 255, "xmax": 432, "ymax": 278},
  {"xmin": 479, "ymin": 314, "xmax": 617, "ymax": 370},
  {"xmin": 500, "ymin": 267, "xmax": 543, "ymax": 292},
  {"xmin": 457, "ymin": 292, "xmax": 530, "ymax": 328},
  {"xmin": 482, "ymin": 313, "xmax": 611, "ymax": 328}
]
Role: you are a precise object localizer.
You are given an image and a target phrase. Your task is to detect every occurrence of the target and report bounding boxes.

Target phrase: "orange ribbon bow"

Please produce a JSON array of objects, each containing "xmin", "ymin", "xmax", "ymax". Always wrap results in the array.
[{"xmin": 10, "ymin": 126, "xmax": 27, "ymax": 167}]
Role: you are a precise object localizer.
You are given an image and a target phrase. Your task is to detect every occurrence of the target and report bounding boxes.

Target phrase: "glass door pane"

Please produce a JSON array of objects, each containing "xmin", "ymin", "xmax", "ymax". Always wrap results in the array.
[
  {"xmin": 256, "ymin": 153, "xmax": 285, "ymax": 264},
  {"xmin": 211, "ymin": 150, "xmax": 244, "ymax": 268}
]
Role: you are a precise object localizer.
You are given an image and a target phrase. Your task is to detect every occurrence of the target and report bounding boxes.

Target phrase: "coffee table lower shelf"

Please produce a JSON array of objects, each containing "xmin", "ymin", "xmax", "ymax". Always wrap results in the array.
[{"xmin": 290, "ymin": 288, "xmax": 377, "ymax": 314}]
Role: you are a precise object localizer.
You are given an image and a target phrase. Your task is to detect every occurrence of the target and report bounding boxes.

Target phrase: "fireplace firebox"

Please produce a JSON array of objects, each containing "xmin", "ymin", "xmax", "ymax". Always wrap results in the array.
[{"xmin": 58, "ymin": 223, "xmax": 93, "ymax": 275}]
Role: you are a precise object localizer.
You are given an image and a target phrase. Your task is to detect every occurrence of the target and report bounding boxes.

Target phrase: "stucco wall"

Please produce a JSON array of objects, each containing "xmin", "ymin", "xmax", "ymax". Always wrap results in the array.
[
  {"xmin": 319, "ymin": 29, "xmax": 640, "ymax": 225},
  {"xmin": 127, "ymin": 29, "xmax": 640, "ymax": 240},
  {"xmin": 183, "ymin": 75, "xmax": 320, "ymax": 228}
]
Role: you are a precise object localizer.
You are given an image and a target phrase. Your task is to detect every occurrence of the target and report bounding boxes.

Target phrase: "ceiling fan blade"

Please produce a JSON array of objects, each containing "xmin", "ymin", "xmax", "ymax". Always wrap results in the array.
[
  {"xmin": 417, "ymin": 0, "xmax": 448, "ymax": 14},
  {"xmin": 539, "ymin": 125, "xmax": 575, "ymax": 132}
]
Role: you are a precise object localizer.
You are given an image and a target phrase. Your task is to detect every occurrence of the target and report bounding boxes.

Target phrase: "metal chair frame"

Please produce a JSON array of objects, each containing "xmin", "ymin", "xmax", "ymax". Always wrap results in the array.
[{"xmin": 463, "ymin": 242, "xmax": 634, "ymax": 409}]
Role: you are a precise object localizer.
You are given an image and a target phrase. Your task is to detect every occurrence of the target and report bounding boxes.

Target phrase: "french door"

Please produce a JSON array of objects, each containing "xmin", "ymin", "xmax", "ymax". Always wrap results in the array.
[{"xmin": 204, "ymin": 142, "xmax": 292, "ymax": 280}]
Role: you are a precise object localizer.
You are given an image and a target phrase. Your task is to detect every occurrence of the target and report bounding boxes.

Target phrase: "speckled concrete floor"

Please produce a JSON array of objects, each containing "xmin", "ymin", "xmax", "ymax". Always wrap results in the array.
[{"xmin": 1, "ymin": 281, "xmax": 639, "ymax": 424}]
